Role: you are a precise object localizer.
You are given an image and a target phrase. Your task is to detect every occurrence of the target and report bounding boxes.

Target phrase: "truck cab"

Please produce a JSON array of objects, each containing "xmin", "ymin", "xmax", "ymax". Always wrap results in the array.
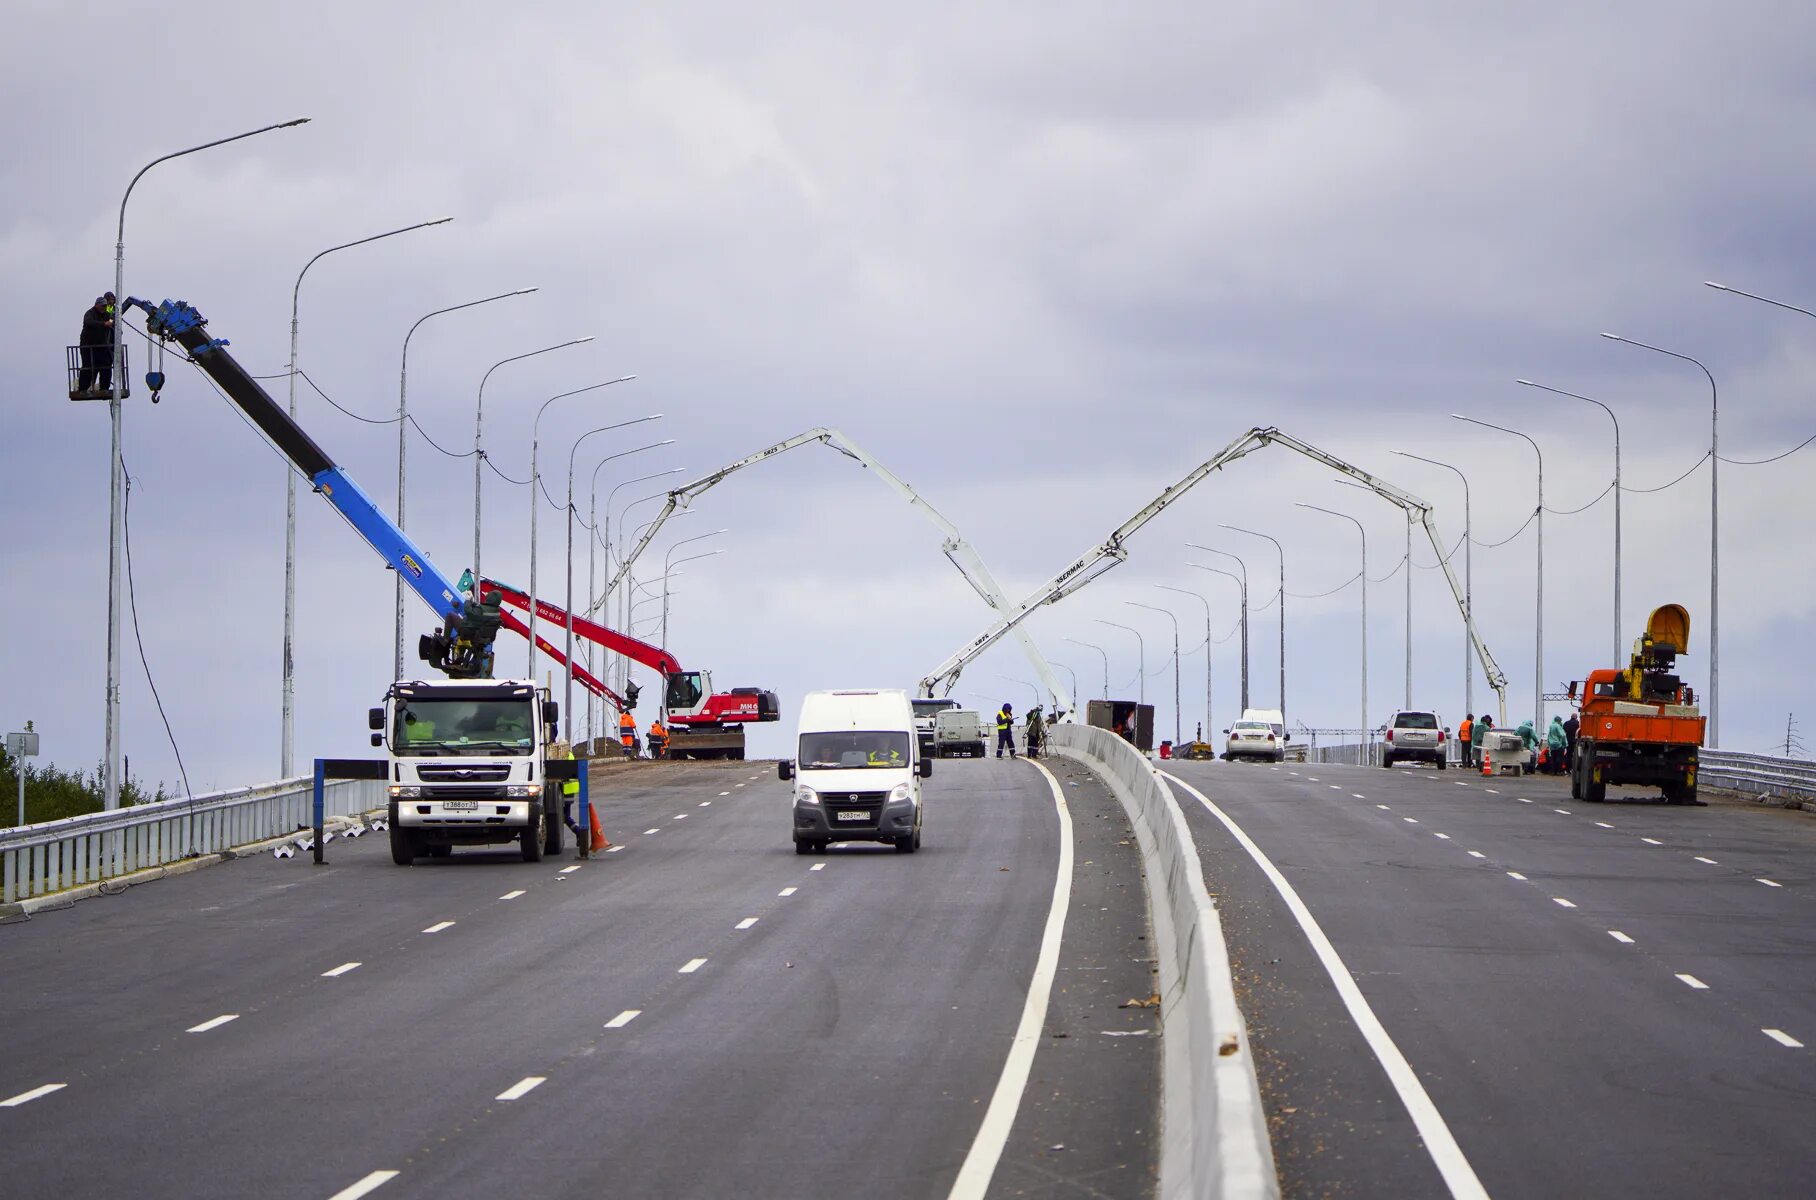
[
  {"xmin": 779, "ymin": 689, "xmax": 930, "ymax": 855},
  {"xmin": 374, "ymin": 679, "xmax": 562, "ymax": 863}
]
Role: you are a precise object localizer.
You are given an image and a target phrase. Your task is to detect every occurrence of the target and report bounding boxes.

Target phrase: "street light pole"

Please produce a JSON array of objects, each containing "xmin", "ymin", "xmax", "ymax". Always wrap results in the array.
[
  {"xmin": 1157, "ymin": 585, "xmax": 1212, "ymax": 741},
  {"xmin": 1517, "ymin": 380, "xmax": 1622, "ymax": 664},
  {"xmin": 1128, "ymin": 602, "xmax": 1181, "ymax": 746},
  {"xmin": 1062, "ymin": 637, "xmax": 1110, "ymax": 701},
  {"xmin": 395, "ymin": 287, "xmax": 539, "ymax": 677},
  {"xmin": 1186, "ymin": 544, "xmax": 1248, "ymax": 711},
  {"xmin": 1049, "ymin": 661, "xmax": 1080, "ymax": 714},
  {"xmin": 599, "ymin": 469, "xmax": 687, "ymax": 697},
  {"xmin": 660, "ymin": 550, "xmax": 725, "ymax": 681},
  {"xmin": 1392, "ymin": 451, "xmax": 1474, "ymax": 720},
  {"xmin": 1454, "ymin": 415, "xmax": 1544, "ymax": 736},
  {"xmin": 1297, "ymin": 503, "xmax": 1369, "ymax": 742},
  {"xmin": 106, "ymin": 116, "xmax": 310, "ymax": 809},
  {"xmin": 660, "ymin": 532, "xmax": 727, "ymax": 668},
  {"xmin": 585, "ymin": 445, "xmax": 675, "ymax": 742},
  {"xmin": 1338, "ymin": 479, "xmax": 1412, "ymax": 709},
  {"xmin": 1095, "ymin": 620, "xmax": 1145, "ymax": 705},
  {"xmin": 1222, "ymin": 526, "xmax": 1285, "ymax": 725},
  {"xmin": 282, "ymin": 216, "xmax": 451, "ymax": 778},
  {"xmin": 473, "ymin": 337, "xmax": 594, "ymax": 588}
]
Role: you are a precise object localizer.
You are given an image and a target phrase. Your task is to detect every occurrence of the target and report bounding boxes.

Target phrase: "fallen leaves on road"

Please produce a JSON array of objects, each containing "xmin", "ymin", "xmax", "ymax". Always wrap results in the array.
[{"xmin": 1120, "ymin": 993, "xmax": 1161, "ymax": 1009}]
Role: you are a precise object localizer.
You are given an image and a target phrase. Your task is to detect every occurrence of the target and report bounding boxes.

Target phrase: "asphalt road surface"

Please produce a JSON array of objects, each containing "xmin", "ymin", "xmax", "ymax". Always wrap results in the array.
[
  {"xmin": 1163, "ymin": 756, "xmax": 1816, "ymax": 1200},
  {"xmin": 0, "ymin": 757, "xmax": 1157, "ymax": 1200}
]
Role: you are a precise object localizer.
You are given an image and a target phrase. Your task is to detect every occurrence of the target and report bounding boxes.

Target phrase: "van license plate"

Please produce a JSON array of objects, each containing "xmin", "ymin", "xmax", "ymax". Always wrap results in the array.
[
  {"xmin": 836, "ymin": 811, "xmax": 870, "ymax": 822},
  {"xmin": 441, "ymin": 800, "xmax": 477, "ymax": 812}
]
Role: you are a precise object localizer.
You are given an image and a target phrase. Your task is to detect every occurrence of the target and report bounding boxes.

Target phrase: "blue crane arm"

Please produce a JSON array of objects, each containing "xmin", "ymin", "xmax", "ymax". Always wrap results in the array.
[{"xmin": 124, "ymin": 296, "xmax": 500, "ymax": 677}]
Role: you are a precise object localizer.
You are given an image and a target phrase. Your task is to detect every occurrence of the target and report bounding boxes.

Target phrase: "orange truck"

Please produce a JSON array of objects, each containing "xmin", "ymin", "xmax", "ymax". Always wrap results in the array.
[{"xmin": 1567, "ymin": 604, "xmax": 1706, "ymax": 805}]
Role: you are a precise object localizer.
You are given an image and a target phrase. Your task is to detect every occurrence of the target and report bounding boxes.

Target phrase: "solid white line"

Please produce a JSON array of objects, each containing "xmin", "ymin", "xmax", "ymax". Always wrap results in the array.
[
  {"xmin": 809, "ymin": 863, "xmax": 825, "ymax": 872},
  {"xmin": 187, "ymin": 1014, "xmax": 239, "ymax": 1033},
  {"xmin": 604, "ymin": 1009, "xmax": 641, "ymax": 1029},
  {"xmin": 495, "ymin": 1076, "xmax": 546, "ymax": 1101},
  {"xmin": 1434, "ymin": 833, "xmax": 1451, "ymax": 840},
  {"xmin": 1609, "ymin": 931, "xmax": 1634, "ymax": 944},
  {"xmin": 1694, "ymin": 856, "xmax": 1718, "ymax": 865},
  {"xmin": 327, "ymin": 1170, "xmax": 399, "ymax": 1200},
  {"xmin": 559, "ymin": 865, "xmax": 582, "ymax": 874},
  {"xmin": 1160, "ymin": 770, "xmax": 1489, "ymax": 1200},
  {"xmin": 779, "ymin": 886, "xmax": 797, "ymax": 896},
  {"xmin": 422, "ymin": 921, "xmax": 455, "ymax": 934},
  {"xmin": 1552, "ymin": 897, "xmax": 1576, "ymax": 908},
  {"xmin": 1763, "ymin": 1028, "xmax": 1804, "ymax": 1048},
  {"xmin": 948, "ymin": 757, "xmax": 1074, "ymax": 1200},
  {"xmin": 1508, "ymin": 872, "xmax": 1528, "ymax": 881},
  {"xmin": 1677, "ymin": 973, "xmax": 1709, "ymax": 990},
  {"xmin": 322, "ymin": 962, "xmax": 362, "ymax": 978},
  {"xmin": 499, "ymin": 890, "xmax": 526, "ymax": 900},
  {"xmin": 643, "ymin": 828, "xmax": 660, "ymax": 836},
  {"xmin": 0, "ymin": 1083, "xmax": 65, "ymax": 1107},
  {"xmin": 1642, "ymin": 837, "xmax": 1663, "ymax": 845},
  {"xmin": 678, "ymin": 957, "xmax": 708, "ymax": 974},
  {"xmin": 735, "ymin": 917, "xmax": 758, "ymax": 930},
  {"xmin": 1757, "ymin": 878, "xmax": 1783, "ymax": 888},
  {"xmin": 1467, "ymin": 851, "xmax": 1486, "ymax": 858}
]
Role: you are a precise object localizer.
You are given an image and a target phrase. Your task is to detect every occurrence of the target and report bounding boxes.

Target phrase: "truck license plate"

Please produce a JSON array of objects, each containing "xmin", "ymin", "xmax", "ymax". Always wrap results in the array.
[
  {"xmin": 836, "ymin": 810, "xmax": 870, "ymax": 822},
  {"xmin": 441, "ymin": 800, "xmax": 478, "ymax": 812}
]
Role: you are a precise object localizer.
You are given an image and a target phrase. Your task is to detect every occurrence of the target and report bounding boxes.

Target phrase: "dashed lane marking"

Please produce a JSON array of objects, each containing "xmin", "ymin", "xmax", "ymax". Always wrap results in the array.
[
  {"xmin": 1353, "ymin": 793, "xmax": 1367, "ymax": 799},
  {"xmin": 1553, "ymin": 898, "xmax": 1577, "ymax": 909},
  {"xmin": 735, "ymin": 917, "xmax": 759, "ymax": 930},
  {"xmin": 1, "ymin": 1084, "xmax": 65, "ymax": 1108},
  {"xmin": 1609, "ymin": 931, "xmax": 1634, "ymax": 944},
  {"xmin": 322, "ymin": 962, "xmax": 362, "ymax": 977},
  {"xmin": 1403, "ymin": 817, "xmax": 1420, "ymax": 824},
  {"xmin": 1554, "ymin": 808, "xmax": 1570, "ymax": 815},
  {"xmin": 1758, "ymin": 879, "xmax": 1783, "ymax": 888},
  {"xmin": 719, "ymin": 791, "xmax": 731, "ymax": 796},
  {"xmin": 779, "ymin": 887, "xmax": 797, "ymax": 896},
  {"xmin": 1468, "ymin": 851, "xmax": 1486, "ymax": 858},
  {"xmin": 1329, "ymin": 785, "xmax": 1341, "ymax": 790},
  {"xmin": 1694, "ymin": 856, "xmax": 1718, "ymax": 865},
  {"xmin": 672, "ymin": 814, "xmax": 688, "ymax": 821},
  {"xmin": 1642, "ymin": 838, "xmax": 1663, "ymax": 845},
  {"xmin": 643, "ymin": 828, "xmax": 660, "ymax": 836},
  {"xmin": 496, "ymin": 1077, "xmax": 546, "ymax": 1101},
  {"xmin": 678, "ymin": 958, "xmax": 708, "ymax": 974},
  {"xmin": 1377, "ymin": 804, "xmax": 1390, "ymax": 810},
  {"xmin": 1434, "ymin": 833, "xmax": 1451, "ymax": 840},
  {"xmin": 422, "ymin": 921, "xmax": 455, "ymax": 934},
  {"xmin": 327, "ymin": 1170, "xmax": 399, "ymax": 1200},
  {"xmin": 559, "ymin": 865, "xmax": 582, "ymax": 874},
  {"xmin": 499, "ymin": 890, "xmax": 526, "ymax": 901},
  {"xmin": 604, "ymin": 1010, "xmax": 641, "ymax": 1029},
  {"xmin": 1763, "ymin": 1029, "xmax": 1804, "ymax": 1048},
  {"xmin": 1594, "ymin": 822, "xmax": 1614, "ymax": 829},
  {"xmin": 1484, "ymin": 789, "xmax": 1499, "ymax": 795},
  {"xmin": 607, "ymin": 845, "xmax": 624, "ymax": 853},
  {"xmin": 1518, "ymin": 798, "xmax": 1532, "ymax": 803},
  {"xmin": 1508, "ymin": 872, "xmax": 1528, "ymax": 881},
  {"xmin": 809, "ymin": 863, "xmax": 826, "ymax": 872},
  {"xmin": 187, "ymin": 1014, "xmax": 239, "ymax": 1034},
  {"xmin": 1454, "ymin": 782, "xmax": 1471, "ymax": 788},
  {"xmin": 1677, "ymin": 973, "xmax": 1709, "ymax": 990},
  {"xmin": 699, "ymin": 801, "xmax": 712, "ymax": 807}
]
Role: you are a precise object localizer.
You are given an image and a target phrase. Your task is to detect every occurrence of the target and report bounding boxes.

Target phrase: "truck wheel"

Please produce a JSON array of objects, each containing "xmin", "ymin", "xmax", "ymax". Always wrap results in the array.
[
  {"xmin": 894, "ymin": 834, "xmax": 917, "ymax": 854},
  {"xmin": 1569, "ymin": 755, "xmax": 1583, "ymax": 800},
  {"xmin": 1664, "ymin": 780, "xmax": 1700, "ymax": 806},
  {"xmin": 520, "ymin": 804, "xmax": 545, "ymax": 863},
  {"xmin": 795, "ymin": 838, "xmax": 813, "ymax": 855},
  {"xmin": 389, "ymin": 821, "xmax": 418, "ymax": 866},
  {"xmin": 1584, "ymin": 768, "xmax": 1606, "ymax": 803}
]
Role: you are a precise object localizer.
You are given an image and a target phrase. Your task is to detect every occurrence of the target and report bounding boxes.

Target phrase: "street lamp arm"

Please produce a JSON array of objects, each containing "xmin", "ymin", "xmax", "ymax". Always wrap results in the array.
[
  {"xmin": 406, "ymin": 288, "xmax": 540, "ymax": 365},
  {"xmin": 120, "ymin": 118, "xmax": 309, "ymax": 242},
  {"xmin": 1704, "ymin": 281, "xmax": 1816, "ymax": 324},
  {"xmin": 296, "ymin": 218, "xmax": 452, "ymax": 309}
]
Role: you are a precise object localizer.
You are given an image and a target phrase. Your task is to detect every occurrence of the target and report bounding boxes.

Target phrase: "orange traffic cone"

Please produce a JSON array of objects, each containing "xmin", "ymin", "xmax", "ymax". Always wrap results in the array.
[
  {"xmin": 589, "ymin": 804, "xmax": 611, "ymax": 852},
  {"xmin": 1480, "ymin": 750, "xmax": 1493, "ymax": 777}
]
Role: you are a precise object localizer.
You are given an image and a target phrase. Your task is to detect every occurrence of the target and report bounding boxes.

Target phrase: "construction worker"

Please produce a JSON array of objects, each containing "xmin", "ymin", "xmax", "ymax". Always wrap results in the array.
[
  {"xmin": 1545, "ymin": 716, "xmax": 1568, "ymax": 774},
  {"xmin": 1458, "ymin": 715, "xmax": 1474, "ymax": 767},
  {"xmin": 867, "ymin": 741, "xmax": 903, "ymax": 766},
  {"xmin": 1563, "ymin": 712, "xmax": 1580, "ymax": 766},
  {"xmin": 1516, "ymin": 719, "xmax": 1538, "ymax": 773},
  {"xmin": 76, "ymin": 293, "xmax": 115, "ymax": 397},
  {"xmin": 647, "ymin": 718, "xmax": 668, "ymax": 759},
  {"xmin": 1025, "ymin": 706, "xmax": 1046, "ymax": 759},
  {"xmin": 618, "ymin": 709, "xmax": 639, "ymax": 758},
  {"xmin": 996, "ymin": 702, "xmax": 1016, "ymax": 759},
  {"xmin": 1472, "ymin": 714, "xmax": 1493, "ymax": 764}
]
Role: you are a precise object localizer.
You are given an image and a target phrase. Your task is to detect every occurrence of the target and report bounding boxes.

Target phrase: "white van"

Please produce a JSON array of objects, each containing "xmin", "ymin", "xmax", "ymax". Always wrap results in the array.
[{"xmin": 778, "ymin": 689, "xmax": 929, "ymax": 854}]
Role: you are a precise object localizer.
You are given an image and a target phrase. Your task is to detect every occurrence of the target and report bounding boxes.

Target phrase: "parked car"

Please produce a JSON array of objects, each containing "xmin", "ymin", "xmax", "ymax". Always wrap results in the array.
[
  {"xmin": 1224, "ymin": 719, "xmax": 1285, "ymax": 762},
  {"xmin": 1382, "ymin": 710, "xmax": 1448, "ymax": 768}
]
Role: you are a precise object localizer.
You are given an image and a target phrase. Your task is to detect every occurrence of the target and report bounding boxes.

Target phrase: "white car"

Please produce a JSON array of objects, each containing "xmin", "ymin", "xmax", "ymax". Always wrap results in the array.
[
  {"xmin": 1224, "ymin": 719, "xmax": 1285, "ymax": 762},
  {"xmin": 1382, "ymin": 710, "xmax": 1448, "ymax": 768}
]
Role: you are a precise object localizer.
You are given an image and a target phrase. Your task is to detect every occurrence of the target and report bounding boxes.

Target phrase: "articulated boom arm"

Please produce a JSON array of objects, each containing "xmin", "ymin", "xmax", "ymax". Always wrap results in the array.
[
  {"xmin": 920, "ymin": 427, "xmax": 1509, "ymax": 721},
  {"xmin": 125, "ymin": 297, "xmax": 500, "ymax": 677},
  {"xmin": 605, "ymin": 427, "xmax": 1073, "ymax": 713},
  {"xmin": 482, "ymin": 576, "xmax": 682, "ymax": 675},
  {"xmin": 494, "ymin": 608, "xmax": 630, "ymax": 712}
]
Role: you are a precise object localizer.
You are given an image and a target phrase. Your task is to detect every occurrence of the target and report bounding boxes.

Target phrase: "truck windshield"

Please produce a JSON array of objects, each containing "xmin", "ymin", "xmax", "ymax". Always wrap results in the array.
[
  {"xmin": 394, "ymin": 699, "xmax": 536, "ymax": 755},
  {"xmin": 912, "ymin": 699, "xmax": 957, "ymax": 719},
  {"xmin": 799, "ymin": 731, "xmax": 913, "ymax": 769}
]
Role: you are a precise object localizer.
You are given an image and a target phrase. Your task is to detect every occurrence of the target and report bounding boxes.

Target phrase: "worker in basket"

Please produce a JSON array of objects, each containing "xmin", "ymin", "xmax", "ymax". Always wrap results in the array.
[
  {"xmin": 619, "ymin": 709, "xmax": 640, "ymax": 758},
  {"xmin": 648, "ymin": 718, "xmax": 669, "ymax": 759}
]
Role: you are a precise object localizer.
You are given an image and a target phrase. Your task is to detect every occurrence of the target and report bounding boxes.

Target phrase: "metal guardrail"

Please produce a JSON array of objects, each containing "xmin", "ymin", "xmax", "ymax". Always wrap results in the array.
[
  {"xmin": 1698, "ymin": 749, "xmax": 1816, "ymax": 806},
  {"xmin": 1, "ymin": 775, "xmax": 384, "ymax": 905}
]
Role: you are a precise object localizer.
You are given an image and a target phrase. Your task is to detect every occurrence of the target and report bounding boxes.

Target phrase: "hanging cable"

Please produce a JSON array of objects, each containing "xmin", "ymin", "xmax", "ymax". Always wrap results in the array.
[
  {"xmin": 294, "ymin": 368, "xmax": 398, "ymax": 425},
  {"xmin": 1285, "ymin": 569, "xmax": 1363, "ymax": 599},
  {"xmin": 406, "ymin": 413, "xmax": 477, "ymax": 459},
  {"xmin": 1720, "ymin": 433, "xmax": 1816, "ymax": 465},
  {"xmin": 1471, "ymin": 508, "xmax": 1537, "ymax": 549},
  {"xmin": 1544, "ymin": 481, "xmax": 1615, "ymax": 516},
  {"xmin": 484, "ymin": 457, "xmax": 531, "ymax": 487},
  {"xmin": 1366, "ymin": 552, "xmax": 1408, "ymax": 585},
  {"xmin": 119, "ymin": 458, "xmax": 196, "ymax": 846},
  {"xmin": 1620, "ymin": 451, "xmax": 1711, "ymax": 494}
]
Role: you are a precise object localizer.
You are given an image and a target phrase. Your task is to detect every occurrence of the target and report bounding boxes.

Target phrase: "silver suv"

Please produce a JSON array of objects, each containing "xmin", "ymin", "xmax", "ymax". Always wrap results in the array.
[{"xmin": 1383, "ymin": 710, "xmax": 1448, "ymax": 769}]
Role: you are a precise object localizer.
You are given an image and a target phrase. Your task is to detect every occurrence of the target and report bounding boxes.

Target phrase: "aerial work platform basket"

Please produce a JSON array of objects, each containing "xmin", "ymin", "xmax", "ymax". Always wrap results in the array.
[{"xmin": 66, "ymin": 343, "xmax": 129, "ymax": 400}]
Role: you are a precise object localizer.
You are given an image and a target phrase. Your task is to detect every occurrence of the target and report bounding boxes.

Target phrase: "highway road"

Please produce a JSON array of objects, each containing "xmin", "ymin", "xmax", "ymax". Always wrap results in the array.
[
  {"xmin": 1162, "ymin": 757, "xmax": 1816, "ymax": 1199},
  {"xmin": 0, "ymin": 757, "xmax": 1157, "ymax": 1200}
]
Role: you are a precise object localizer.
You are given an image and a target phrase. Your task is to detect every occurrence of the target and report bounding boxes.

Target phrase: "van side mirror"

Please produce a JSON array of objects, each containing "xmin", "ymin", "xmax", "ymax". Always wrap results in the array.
[
  {"xmin": 777, "ymin": 760, "xmax": 794, "ymax": 782},
  {"xmin": 919, "ymin": 759, "xmax": 933, "ymax": 779},
  {"xmin": 370, "ymin": 733, "xmax": 383, "ymax": 747},
  {"xmin": 368, "ymin": 707, "xmax": 384, "ymax": 731},
  {"xmin": 543, "ymin": 700, "xmax": 559, "ymax": 725}
]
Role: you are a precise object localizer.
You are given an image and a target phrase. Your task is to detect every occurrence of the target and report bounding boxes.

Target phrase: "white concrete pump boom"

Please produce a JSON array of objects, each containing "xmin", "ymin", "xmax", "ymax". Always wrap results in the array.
[
  {"xmin": 603, "ymin": 427, "xmax": 1075, "ymax": 715},
  {"xmin": 919, "ymin": 426, "xmax": 1509, "ymax": 723}
]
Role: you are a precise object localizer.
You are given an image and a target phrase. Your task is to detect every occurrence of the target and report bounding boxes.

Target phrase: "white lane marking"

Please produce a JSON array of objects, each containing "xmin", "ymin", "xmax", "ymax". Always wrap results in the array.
[
  {"xmin": 736, "ymin": 783, "xmax": 747, "ymax": 788},
  {"xmin": 496, "ymin": 1077, "xmax": 546, "ymax": 1101},
  {"xmin": 1642, "ymin": 837, "xmax": 1663, "ymax": 845},
  {"xmin": 1403, "ymin": 817, "xmax": 1420, "ymax": 824},
  {"xmin": 1763, "ymin": 1029, "xmax": 1804, "ymax": 1048},
  {"xmin": 1609, "ymin": 931, "xmax": 1634, "ymax": 944},
  {"xmin": 559, "ymin": 865, "xmax": 582, "ymax": 874},
  {"xmin": 678, "ymin": 958, "xmax": 708, "ymax": 974},
  {"xmin": 643, "ymin": 828, "xmax": 660, "ymax": 836},
  {"xmin": 1517, "ymin": 797, "xmax": 1531, "ymax": 803},
  {"xmin": 1484, "ymin": 789, "xmax": 1499, "ymax": 795},
  {"xmin": 1468, "ymin": 851, "xmax": 1486, "ymax": 858},
  {"xmin": 1677, "ymin": 973, "xmax": 1709, "ymax": 990},
  {"xmin": 1594, "ymin": 822, "xmax": 1614, "ymax": 829},
  {"xmin": 604, "ymin": 1009, "xmax": 641, "ymax": 1029},
  {"xmin": 1454, "ymin": 782, "xmax": 1471, "ymax": 788},
  {"xmin": 673, "ymin": 814, "xmax": 688, "ymax": 821},
  {"xmin": 187, "ymin": 1014, "xmax": 239, "ymax": 1033},
  {"xmin": 328, "ymin": 1170, "xmax": 399, "ymax": 1200},
  {"xmin": 735, "ymin": 917, "xmax": 758, "ymax": 930},
  {"xmin": 1159, "ymin": 770, "xmax": 1489, "ymax": 1200},
  {"xmin": 1758, "ymin": 878, "xmax": 1783, "ymax": 888},
  {"xmin": 1554, "ymin": 808, "xmax": 1570, "ymax": 815},
  {"xmin": 1288, "ymin": 771, "xmax": 1300, "ymax": 776},
  {"xmin": 1, "ymin": 1083, "xmax": 66, "ymax": 1107},
  {"xmin": 698, "ymin": 801, "xmax": 712, "ymax": 807},
  {"xmin": 1329, "ymin": 785, "xmax": 1341, "ymax": 790},
  {"xmin": 1434, "ymin": 833, "xmax": 1451, "ymax": 840},
  {"xmin": 809, "ymin": 863, "xmax": 826, "ymax": 872},
  {"xmin": 1508, "ymin": 872, "xmax": 1528, "ymax": 881},
  {"xmin": 1353, "ymin": 793, "xmax": 1367, "ymax": 799},
  {"xmin": 949, "ymin": 757, "xmax": 1075, "ymax": 1200},
  {"xmin": 1553, "ymin": 897, "xmax": 1577, "ymax": 908},
  {"xmin": 1694, "ymin": 856, "xmax": 1718, "ymax": 865},
  {"xmin": 718, "ymin": 791, "xmax": 730, "ymax": 797},
  {"xmin": 607, "ymin": 845, "xmax": 624, "ymax": 853},
  {"xmin": 1376, "ymin": 804, "xmax": 1391, "ymax": 810},
  {"xmin": 422, "ymin": 921, "xmax": 455, "ymax": 934},
  {"xmin": 322, "ymin": 962, "xmax": 362, "ymax": 978},
  {"xmin": 499, "ymin": 890, "xmax": 526, "ymax": 901},
  {"xmin": 779, "ymin": 886, "xmax": 798, "ymax": 896}
]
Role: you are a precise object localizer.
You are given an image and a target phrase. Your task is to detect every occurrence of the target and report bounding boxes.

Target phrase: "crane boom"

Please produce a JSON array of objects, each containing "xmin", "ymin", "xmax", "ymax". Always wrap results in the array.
[
  {"xmin": 605, "ymin": 427, "xmax": 1074, "ymax": 714},
  {"xmin": 920, "ymin": 427, "xmax": 1509, "ymax": 721}
]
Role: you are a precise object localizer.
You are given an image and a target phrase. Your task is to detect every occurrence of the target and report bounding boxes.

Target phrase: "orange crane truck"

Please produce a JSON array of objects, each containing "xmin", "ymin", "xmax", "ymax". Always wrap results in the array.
[{"xmin": 1568, "ymin": 604, "xmax": 1707, "ymax": 805}]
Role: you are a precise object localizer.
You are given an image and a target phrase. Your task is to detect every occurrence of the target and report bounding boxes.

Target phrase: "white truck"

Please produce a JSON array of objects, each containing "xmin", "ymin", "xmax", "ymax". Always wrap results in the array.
[
  {"xmin": 372, "ymin": 678, "xmax": 567, "ymax": 864},
  {"xmin": 911, "ymin": 697, "xmax": 959, "ymax": 756},
  {"xmin": 779, "ymin": 689, "xmax": 930, "ymax": 854},
  {"xmin": 933, "ymin": 708, "xmax": 987, "ymax": 757}
]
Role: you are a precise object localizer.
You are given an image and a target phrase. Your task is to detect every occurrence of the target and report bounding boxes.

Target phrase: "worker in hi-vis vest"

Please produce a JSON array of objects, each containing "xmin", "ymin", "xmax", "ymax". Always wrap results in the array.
[
  {"xmin": 648, "ymin": 719, "xmax": 669, "ymax": 759},
  {"xmin": 619, "ymin": 709, "xmax": 640, "ymax": 758}
]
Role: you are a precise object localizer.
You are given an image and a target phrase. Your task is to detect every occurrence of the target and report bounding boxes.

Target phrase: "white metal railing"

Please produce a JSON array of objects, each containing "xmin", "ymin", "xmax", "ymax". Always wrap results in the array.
[
  {"xmin": 1, "ymin": 776, "xmax": 385, "ymax": 905},
  {"xmin": 1698, "ymin": 748, "xmax": 1816, "ymax": 805}
]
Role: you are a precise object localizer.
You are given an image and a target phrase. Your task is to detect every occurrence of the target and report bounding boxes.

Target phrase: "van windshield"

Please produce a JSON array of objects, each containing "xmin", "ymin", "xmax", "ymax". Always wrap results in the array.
[{"xmin": 800, "ymin": 731, "xmax": 913, "ymax": 769}]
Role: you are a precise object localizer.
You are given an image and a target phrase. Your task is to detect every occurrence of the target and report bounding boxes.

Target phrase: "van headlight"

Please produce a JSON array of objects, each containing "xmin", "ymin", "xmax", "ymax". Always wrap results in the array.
[
  {"xmin": 889, "ymin": 783, "xmax": 912, "ymax": 803},
  {"xmin": 389, "ymin": 785, "xmax": 420, "ymax": 799},
  {"xmin": 795, "ymin": 787, "xmax": 820, "ymax": 806}
]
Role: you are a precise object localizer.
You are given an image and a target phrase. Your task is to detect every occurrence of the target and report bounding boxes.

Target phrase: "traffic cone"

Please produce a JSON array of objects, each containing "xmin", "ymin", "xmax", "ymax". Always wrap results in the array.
[
  {"xmin": 589, "ymin": 804, "xmax": 611, "ymax": 852},
  {"xmin": 1480, "ymin": 750, "xmax": 1492, "ymax": 778}
]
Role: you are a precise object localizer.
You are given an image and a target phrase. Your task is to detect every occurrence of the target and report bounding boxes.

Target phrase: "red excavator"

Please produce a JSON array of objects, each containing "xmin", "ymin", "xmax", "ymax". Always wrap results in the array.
[{"xmin": 482, "ymin": 577, "xmax": 779, "ymax": 760}]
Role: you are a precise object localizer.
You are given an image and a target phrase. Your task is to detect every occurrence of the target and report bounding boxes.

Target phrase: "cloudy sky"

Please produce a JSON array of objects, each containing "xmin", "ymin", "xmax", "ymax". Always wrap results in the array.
[{"xmin": 5, "ymin": 1, "xmax": 1815, "ymax": 793}]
